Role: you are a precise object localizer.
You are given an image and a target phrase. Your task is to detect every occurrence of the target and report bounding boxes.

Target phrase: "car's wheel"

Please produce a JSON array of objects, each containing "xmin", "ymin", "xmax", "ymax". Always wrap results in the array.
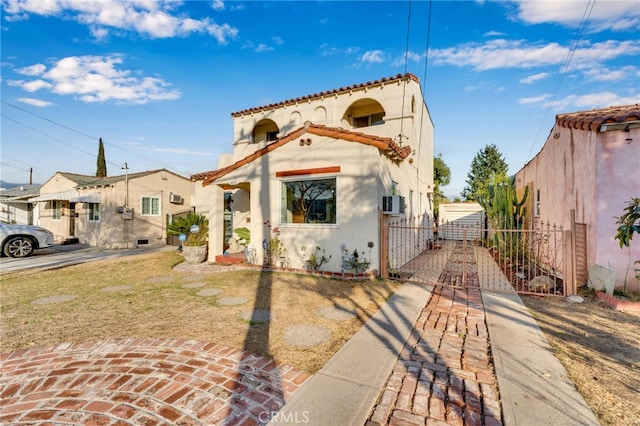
[{"xmin": 4, "ymin": 236, "xmax": 35, "ymax": 258}]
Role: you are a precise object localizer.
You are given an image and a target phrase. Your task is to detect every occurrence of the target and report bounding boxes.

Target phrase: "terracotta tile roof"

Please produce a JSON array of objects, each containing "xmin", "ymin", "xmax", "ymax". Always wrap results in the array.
[
  {"xmin": 556, "ymin": 104, "xmax": 640, "ymax": 132},
  {"xmin": 191, "ymin": 123, "xmax": 412, "ymax": 186},
  {"xmin": 231, "ymin": 73, "xmax": 420, "ymax": 117}
]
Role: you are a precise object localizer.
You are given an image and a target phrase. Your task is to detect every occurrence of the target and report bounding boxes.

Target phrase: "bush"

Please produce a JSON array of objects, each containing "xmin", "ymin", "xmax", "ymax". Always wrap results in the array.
[{"xmin": 167, "ymin": 212, "xmax": 209, "ymax": 246}]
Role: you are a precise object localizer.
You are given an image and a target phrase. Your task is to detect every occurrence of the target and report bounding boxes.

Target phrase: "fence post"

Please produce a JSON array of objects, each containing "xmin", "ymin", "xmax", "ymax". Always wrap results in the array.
[
  {"xmin": 567, "ymin": 209, "xmax": 578, "ymax": 296},
  {"xmin": 380, "ymin": 209, "xmax": 388, "ymax": 278}
]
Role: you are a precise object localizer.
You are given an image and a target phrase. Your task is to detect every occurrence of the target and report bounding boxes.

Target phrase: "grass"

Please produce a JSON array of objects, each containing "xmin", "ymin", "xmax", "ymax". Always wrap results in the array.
[{"xmin": 0, "ymin": 251, "xmax": 401, "ymax": 373}]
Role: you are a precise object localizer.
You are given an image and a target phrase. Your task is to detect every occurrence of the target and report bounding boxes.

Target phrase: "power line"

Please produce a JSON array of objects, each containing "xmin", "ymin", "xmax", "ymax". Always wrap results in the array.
[{"xmin": 526, "ymin": 0, "xmax": 597, "ymax": 158}]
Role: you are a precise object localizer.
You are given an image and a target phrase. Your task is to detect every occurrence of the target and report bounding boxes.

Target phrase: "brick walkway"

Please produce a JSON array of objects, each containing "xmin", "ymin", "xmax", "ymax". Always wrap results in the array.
[
  {"xmin": 367, "ymin": 240, "xmax": 503, "ymax": 426},
  {"xmin": 0, "ymin": 338, "xmax": 310, "ymax": 425},
  {"xmin": 367, "ymin": 286, "xmax": 502, "ymax": 425}
]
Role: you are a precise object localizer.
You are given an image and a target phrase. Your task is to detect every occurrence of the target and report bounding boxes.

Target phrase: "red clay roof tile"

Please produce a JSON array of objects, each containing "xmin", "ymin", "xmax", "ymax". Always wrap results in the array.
[
  {"xmin": 556, "ymin": 104, "xmax": 640, "ymax": 132},
  {"xmin": 191, "ymin": 124, "xmax": 412, "ymax": 186},
  {"xmin": 230, "ymin": 73, "xmax": 420, "ymax": 117}
]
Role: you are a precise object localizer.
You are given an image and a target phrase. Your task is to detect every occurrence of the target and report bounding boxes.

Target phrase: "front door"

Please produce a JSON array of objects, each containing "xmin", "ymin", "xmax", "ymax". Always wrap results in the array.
[{"xmin": 69, "ymin": 202, "xmax": 76, "ymax": 236}]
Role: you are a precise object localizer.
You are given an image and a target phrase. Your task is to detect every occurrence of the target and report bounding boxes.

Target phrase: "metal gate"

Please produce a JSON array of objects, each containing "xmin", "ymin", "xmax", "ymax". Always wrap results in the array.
[{"xmin": 383, "ymin": 217, "xmax": 569, "ymax": 296}]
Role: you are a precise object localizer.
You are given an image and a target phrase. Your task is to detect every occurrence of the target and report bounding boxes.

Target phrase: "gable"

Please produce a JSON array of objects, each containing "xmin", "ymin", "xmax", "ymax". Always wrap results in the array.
[{"xmin": 192, "ymin": 123, "xmax": 412, "ymax": 186}]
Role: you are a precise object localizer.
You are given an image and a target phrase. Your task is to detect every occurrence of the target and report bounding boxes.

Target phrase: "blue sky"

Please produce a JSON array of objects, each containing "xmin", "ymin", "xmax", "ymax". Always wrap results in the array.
[{"xmin": 1, "ymin": 0, "xmax": 639, "ymax": 198}]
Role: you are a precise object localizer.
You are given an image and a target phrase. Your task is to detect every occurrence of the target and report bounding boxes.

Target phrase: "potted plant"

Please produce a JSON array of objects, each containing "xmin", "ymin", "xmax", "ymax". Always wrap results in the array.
[
  {"xmin": 167, "ymin": 212, "xmax": 209, "ymax": 264},
  {"xmin": 614, "ymin": 197, "xmax": 640, "ymax": 292}
]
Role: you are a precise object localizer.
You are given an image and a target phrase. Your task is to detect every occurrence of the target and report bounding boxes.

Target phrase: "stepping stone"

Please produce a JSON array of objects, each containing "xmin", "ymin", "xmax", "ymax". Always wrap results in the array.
[
  {"xmin": 183, "ymin": 282, "xmax": 207, "ymax": 289},
  {"xmin": 146, "ymin": 276, "xmax": 173, "ymax": 283},
  {"xmin": 238, "ymin": 309, "xmax": 271, "ymax": 324},
  {"xmin": 217, "ymin": 296, "xmax": 248, "ymax": 306},
  {"xmin": 183, "ymin": 274, "xmax": 207, "ymax": 282},
  {"xmin": 31, "ymin": 295, "xmax": 76, "ymax": 305},
  {"xmin": 317, "ymin": 305, "xmax": 357, "ymax": 321},
  {"xmin": 197, "ymin": 288, "xmax": 223, "ymax": 297},
  {"xmin": 101, "ymin": 285, "xmax": 133, "ymax": 292},
  {"xmin": 283, "ymin": 325, "xmax": 331, "ymax": 348}
]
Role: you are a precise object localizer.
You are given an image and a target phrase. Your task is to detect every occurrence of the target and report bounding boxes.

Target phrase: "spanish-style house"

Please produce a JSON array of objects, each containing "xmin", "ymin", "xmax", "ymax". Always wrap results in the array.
[
  {"xmin": 515, "ymin": 104, "xmax": 640, "ymax": 291},
  {"xmin": 31, "ymin": 169, "xmax": 195, "ymax": 248},
  {"xmin": 0, "ymin": 184, "xmax": 41, "ymax": 225},
  {"xmin": 192, "ymin": 73, "xmax": 434, "ymax": 275}
]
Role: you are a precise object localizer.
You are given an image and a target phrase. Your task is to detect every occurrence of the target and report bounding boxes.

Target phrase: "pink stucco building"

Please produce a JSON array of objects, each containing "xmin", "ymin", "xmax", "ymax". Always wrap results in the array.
[{"xmin": 515, "ymin": 104, "xmax": 640, "ymax": 291}]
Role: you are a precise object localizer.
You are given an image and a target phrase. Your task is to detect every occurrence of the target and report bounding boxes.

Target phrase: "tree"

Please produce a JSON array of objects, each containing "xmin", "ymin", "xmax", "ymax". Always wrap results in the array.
[
  {"xmin": 433, "ymin": 154, "xmax": 451, "ymax": 221},
  {"xmin": 461, "ymin": 144, "xmax": 508, "ymax": 201},
  {"xmin": 96, "ymin": 138, "xmax": 107, "ymax": 178}
]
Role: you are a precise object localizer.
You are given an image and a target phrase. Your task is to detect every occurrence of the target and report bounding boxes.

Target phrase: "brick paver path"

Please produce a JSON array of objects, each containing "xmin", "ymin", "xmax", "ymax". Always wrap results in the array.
[
  {"xmin": 368, "ymin": 240, "xmax": 502, "ymax": 425},
  {"xmin": 0, "ymin": 338, "xmax": 310, "ymax": 425}
]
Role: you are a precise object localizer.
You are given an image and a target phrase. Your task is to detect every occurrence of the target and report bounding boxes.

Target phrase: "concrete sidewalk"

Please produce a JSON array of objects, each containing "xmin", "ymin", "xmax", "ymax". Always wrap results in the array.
[{"xmin": 272, "ymin": 283, "xmax": 599, "ymax": 425}]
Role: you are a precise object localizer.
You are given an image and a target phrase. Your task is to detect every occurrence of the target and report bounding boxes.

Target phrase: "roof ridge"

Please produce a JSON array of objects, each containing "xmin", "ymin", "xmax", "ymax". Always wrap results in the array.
[{"xmin": 231, "ymin": 73, "xmax": 419, "ymax": 117}]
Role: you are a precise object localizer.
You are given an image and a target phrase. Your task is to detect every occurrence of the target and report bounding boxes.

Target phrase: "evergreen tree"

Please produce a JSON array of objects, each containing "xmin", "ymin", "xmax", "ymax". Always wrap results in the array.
[
  {"xmin": 96, "ymin": 138, "xmax": 107, "ymax": 177},
  {"xmin": 433, "ymin": 154, "xmax": 451, "ymax": 221},
  {"xmin": 461, "ymin": 144, "xmax": 508, "ymax": 201}
]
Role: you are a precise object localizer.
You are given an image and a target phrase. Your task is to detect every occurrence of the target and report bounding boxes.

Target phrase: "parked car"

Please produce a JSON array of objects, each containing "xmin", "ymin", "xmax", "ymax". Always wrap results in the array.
[{"xmin": 0, "ymin": 223, "xmax": 55, "ymax": 258}]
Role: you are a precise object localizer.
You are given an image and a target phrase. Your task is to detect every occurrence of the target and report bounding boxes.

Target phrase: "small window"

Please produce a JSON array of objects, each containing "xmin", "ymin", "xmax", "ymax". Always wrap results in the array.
[
  {"xmin": 281, "ymin": 178, "xmax": 336, "ymax": 224},
  {"xmin": 535, "ymin": 189, "xmax": 541, "ymax": 217},
  {"xmin": 353, "ymin": 112, "xmax": 384, "ymax": 128},
  {"xmin": 52, "ymin": 200, "xmax": 62, "ymax": 220},
  {"xmin": 88, "ymin": 203, "xmax": 100, "ymax": 222},
  {"xmin": 266, "ymin": 131, "xmax": 278, "ymax": 141},
  {"xmin": 141, "ymin": 196, "xmax": 161, "ymax": 216}
]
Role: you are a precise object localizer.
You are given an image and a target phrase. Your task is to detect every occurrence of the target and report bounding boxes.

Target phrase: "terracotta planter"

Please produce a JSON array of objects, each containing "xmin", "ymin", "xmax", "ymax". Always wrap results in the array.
[{"xmin": 183, "ymin": 245, "xmax": 207, "ymax": 264}]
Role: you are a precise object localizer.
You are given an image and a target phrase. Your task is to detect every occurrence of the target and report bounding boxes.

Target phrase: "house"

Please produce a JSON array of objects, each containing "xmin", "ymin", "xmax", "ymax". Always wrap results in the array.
[
  {"xmin": 0, "ymin": 184, "xmax": 41, "ymax": 225},
  {"xmin": 192, "ymin": 73, "xmax": 434, "ymax": 274},
  {"xmin": 31, "ymin": 169, "xmax": 195, "ymax": 248},
  {"xmin": 515, "ymin": 104, "xmax": 640, "ymax": 291}
]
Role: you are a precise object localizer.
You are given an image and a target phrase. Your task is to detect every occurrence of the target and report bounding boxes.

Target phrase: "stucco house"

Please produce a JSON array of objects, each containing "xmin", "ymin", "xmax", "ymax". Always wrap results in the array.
[
  {"xmin": 515, "ymin": 104, "xmax": 640, "ymax": 291},
  {"xmin": 192, "ymin": 73, "xmax": 434, "ymax": 275},
  {"xmin": 0, "ymin": 184, "xmax": 41, "ymax": 225},
  {"xmin": 31, "ymin": 169, "xmax": 195, "ymax": 248}
]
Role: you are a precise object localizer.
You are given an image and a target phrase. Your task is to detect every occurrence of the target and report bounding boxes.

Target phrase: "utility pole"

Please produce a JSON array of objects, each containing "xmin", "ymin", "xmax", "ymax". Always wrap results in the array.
[{"xmin": 122, "ymin": 162, "xmax": 129, "ymax": 207}]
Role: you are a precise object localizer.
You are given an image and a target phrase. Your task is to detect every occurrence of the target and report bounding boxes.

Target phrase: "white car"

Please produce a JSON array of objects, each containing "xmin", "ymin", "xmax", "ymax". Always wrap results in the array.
[{"xmin": 0, "ymin": 223, "xmax": 55, "ymax": 258}]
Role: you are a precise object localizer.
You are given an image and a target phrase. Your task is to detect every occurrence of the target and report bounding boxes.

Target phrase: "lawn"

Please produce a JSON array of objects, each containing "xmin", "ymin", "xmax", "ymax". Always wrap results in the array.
[{"xmin": 0, "ymin": 251, "xmax": 400, "ymax": 373}]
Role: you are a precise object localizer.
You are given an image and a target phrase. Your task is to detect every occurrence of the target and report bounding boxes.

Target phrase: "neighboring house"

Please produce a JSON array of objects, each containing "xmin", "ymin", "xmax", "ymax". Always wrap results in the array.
[
  {"xmin": 192, "ymin": 73, "xmax": 434, "ymax": 274},
  {"xmin": 0, "ymin": 184, "xmax": 41, "ymax": 225},
  {"xmin": 515, "ymin": 104, "xmax": 640, "ymax": 291},
  {"xmin": 31, "ymin": 169, "xmax": 195, "ymax": 248}
]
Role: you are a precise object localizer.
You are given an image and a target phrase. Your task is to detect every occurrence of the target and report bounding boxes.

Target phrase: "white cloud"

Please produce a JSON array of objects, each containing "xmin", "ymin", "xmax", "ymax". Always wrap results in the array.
[
  {"xmin": 583, "ymin": 66, "xmax": 638, "ymax": 82},
  {"xmin": 551, "ymin": 92, "xmax": 640, "ymax": 111},
  {"xmin": 17, "ymin": 97, "xmax": 52, "ymax": 107},
  {"xmin": 319, "ymin": 43, "xmax": 359, "ymax": 56},
  {"xmin": 16, "ymin": 63, "xmax": 46, "ymax": 76},
  {"xmin": 11, "ymin": 54, "xmax": 181, "ymax": 104},
  {"xmin": 3, "ymin": 0, "xmax": 239, "ymax": 43},
  {"xmin": 484, "ymin": 30, "xmax": 505, "ymax": 37},
  {"xmin": 518, "ymin": 94, "xmax": 551, "ymax": 105},
  {"xmin": 515, "ymin": 0, "xmax": 640, "ymax": 32},
  {"xmin": 272, "ymin": 36, "xmax": 284, "ymax": 45},
  {"xmin": 430, "ymin": 39, "xmax": 640, "ymax": 72},
  {"xmin": 211, "ymin": 0, "xmax": 225, "ymax": 11},
  {"xmin": 520, "ymin": 72, "xmax": 550, "ymax": 84},
  {"xmin": 392, "ymin": 51, "xmax": 423, "ymax": 67},
  {"xmin": 361, "ymin": 50, "xmax": 385, "ymax": 64},
  {"xmin": 254, "ymin": 44, "xmax": 273, "ymax": 53},
  {"xmin": 518, "ymin": 91, "xmax": 640, "ymax": 110}
]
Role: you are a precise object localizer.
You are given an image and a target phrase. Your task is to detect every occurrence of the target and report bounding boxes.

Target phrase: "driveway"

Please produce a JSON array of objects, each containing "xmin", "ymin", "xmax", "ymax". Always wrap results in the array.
[{"xmin": 0, "ymin": 244, "xmax": 174, "ymax": 273}]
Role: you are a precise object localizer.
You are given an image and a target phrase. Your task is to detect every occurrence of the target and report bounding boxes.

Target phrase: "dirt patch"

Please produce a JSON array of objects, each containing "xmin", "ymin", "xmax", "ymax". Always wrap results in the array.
[
  {"xmin": 0, "ymin": 251, "xmax": 400, "ymax": 373},
  {"xmin": 521, "ymin": 289, "xmax": 640, "ymax": 426}
]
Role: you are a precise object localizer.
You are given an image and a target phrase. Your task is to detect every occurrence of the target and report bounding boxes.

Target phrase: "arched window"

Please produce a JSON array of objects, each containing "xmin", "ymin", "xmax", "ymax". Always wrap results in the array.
[
  {"xmin": 251, "ymin": 119, "xmax": 280, "ymax": 143},
  {"xmin": 343, "ymin": 99, "xmax": 385, "ymax": 129}
]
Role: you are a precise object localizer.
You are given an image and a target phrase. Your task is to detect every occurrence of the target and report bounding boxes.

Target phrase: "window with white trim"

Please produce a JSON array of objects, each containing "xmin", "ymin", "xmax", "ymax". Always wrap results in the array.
[
  {"xmin": 141, "ymin": 196, "xmax": 161, "ymax": 216},
  {"xmin": 281, "ymin": 178, "xmax": 336, "ymax": 224},
  {"xmin": 52, "ymin": 200, "xmax": 62, "ymax": 220},
  {"xmin": 88, "ymin": 203, "xmax": 100, "ymax": 222}
]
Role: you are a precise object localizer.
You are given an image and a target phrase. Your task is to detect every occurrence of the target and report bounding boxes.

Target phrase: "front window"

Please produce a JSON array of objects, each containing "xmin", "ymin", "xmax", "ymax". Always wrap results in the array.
[
  {"xmin": 141, "ymin": 196, "xmax": 160, "ymax": 215},
  {"xmin": 52, "ymin": 200, "xmax": 62, "ymax": 220},
  {"xmin": 88, "ymin": 203, "xmax": 100, "ymax": 222},
  {"xmin": 281, "ymin": 178, "xmax": 336, "ymax": 224}
]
